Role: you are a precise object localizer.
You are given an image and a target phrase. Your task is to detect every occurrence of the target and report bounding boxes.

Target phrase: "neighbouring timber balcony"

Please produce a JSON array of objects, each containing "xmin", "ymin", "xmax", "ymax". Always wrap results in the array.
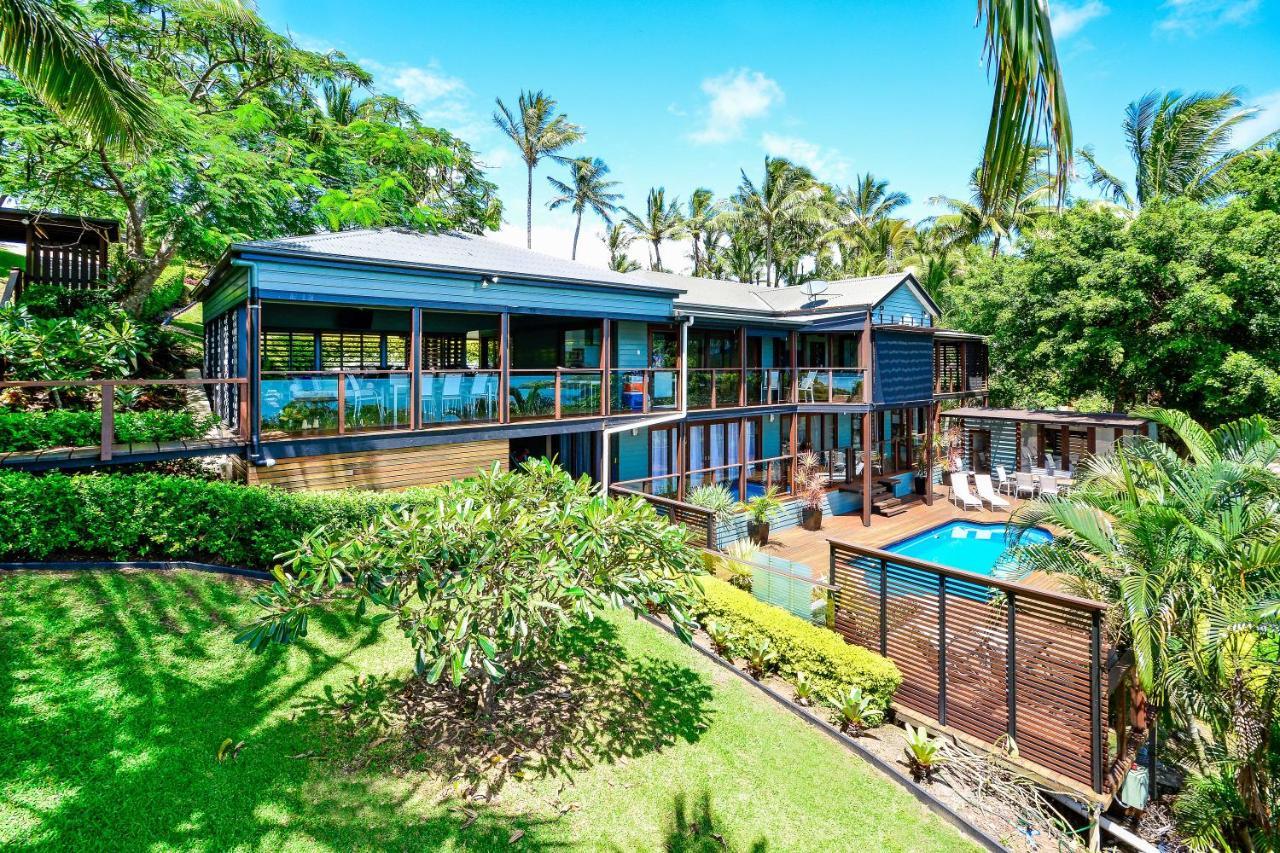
[{"xmin": 933, "ymin": 339, "xmax": 989, "ymax": 396}]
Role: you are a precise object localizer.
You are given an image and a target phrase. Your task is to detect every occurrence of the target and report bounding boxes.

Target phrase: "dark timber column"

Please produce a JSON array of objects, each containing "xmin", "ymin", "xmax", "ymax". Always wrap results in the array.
[
  {"xmin": 499, "ymin": 312, "xmax": 510, "ymax": 423},
  {"xmin": 676, "ymin": 420, "xmax": 687, "ymax": 501},
  {"xmin": 738, "ymin": 326, "xmax": 747, "ymax": 407},
  {"xmin": 1060, "ymin": 424, "xmax": 1071, "ymax": 471},
  {"xmin": 409, "ymin": 307, "xmax": 422, "ymax": 430},
  {"xmin": 861, "ymin": 411, "xmax": 873, "ymax": 526},
  {"xmin": 738, "ymin": 417, "xmax": 747, "ymax": 502},
  {"xmin": 788, "ymin": 330, "xmax": 799, "ymax": 403},
  {"xmin": 860, "ymin": 313, "xmax": 873, "ymax": 403},
  {"xmin": 1087, "ymin": 426, "xmax": 1097, "ymax": 457},
  {"xmin": 924, "ymin": 403, "xmax": 935, "ymax": 506},
  {"xmin": 601, "ymin": 318, "xmax": 611, "ymax": 416}
]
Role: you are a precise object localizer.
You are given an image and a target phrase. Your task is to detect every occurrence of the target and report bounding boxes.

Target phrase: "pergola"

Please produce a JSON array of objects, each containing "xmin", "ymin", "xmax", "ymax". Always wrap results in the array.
[{"xmin": 0, "ymin": 208, "xmax": 120, "ymax": 303}]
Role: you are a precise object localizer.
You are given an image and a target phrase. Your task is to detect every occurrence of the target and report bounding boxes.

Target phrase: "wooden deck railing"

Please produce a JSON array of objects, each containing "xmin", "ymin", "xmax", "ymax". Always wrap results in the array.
[
  {"xmin": 608, "ymin": 484, "xmax": 719, "ymax": 549},
  {"xmin": 0, "ymin": 378, "xmax": 248, "ymax": 462},
  {"xmin": 828, "ymin": 539, "xmax": 1108, "ymax": 794}
]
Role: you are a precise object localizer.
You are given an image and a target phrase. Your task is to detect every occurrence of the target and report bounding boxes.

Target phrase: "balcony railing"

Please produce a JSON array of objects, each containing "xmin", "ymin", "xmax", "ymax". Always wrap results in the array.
[
  {"xmin": 261, "ymin": 370, "xmax": 412, "ymax": 437},
  {"xmin": 508, "ymin": 368, "xmax": 602, "ymax": 420},
  {"xmin": 687, "ymin": 368, "xmax": 742, "ymax": 410},
  {"xmin": 797, "ymin": 368, "xmax": 865, "ymax": 403},
  {"xmin": 420, "ymin": 369, "xmax": 499, "ymax": 426}
]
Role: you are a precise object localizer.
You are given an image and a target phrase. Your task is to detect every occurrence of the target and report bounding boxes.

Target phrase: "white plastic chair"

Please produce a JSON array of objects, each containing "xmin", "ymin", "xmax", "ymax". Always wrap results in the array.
[
  {"xmin": 950, "ymin": 474, "xmax": 982, "ymax": 510},
  {"xmin": 974, "ymin": 474, "xmax": 1011, "ymax": 512},
  {"xmin": 761, "ymin": 369, "xmax": 781, "ymax": 403},
  {"xmin": 440, "ymin": 373, "xmax": 463, "ymax": 420},
  {"xmin": 467, "ymin": 373, "xmax": 495, "ymax": 418},
  {"xmin": 1014, "ymin": 471, "xmax": 1038, "ymax": 499},
  {"xmin": 1040, "ymin": 477, "xmax": 1061, "ymax": 498},
  {"xmin": 798, "ymin": 371, "xmax": 817, "ymax": 403},
  {"xmin": 995, "ymin": 465, "xmax": 1015, "ymax": 495}
]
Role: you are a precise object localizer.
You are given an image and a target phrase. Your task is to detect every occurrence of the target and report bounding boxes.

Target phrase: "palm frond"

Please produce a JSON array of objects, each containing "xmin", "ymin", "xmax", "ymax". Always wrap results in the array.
[{"xmin": 0, "ymin": 0, "xmax": 159, "ymax": 151}]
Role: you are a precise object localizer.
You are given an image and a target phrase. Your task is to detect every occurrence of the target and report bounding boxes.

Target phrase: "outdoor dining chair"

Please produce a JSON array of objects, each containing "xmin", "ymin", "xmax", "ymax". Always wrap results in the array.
[
  {"xmin": 995, "ymin": 465, "xmax": 1015, "ymax": 495},
  {"xmin": 1014, "ymin": 471, "xmax": 1038, "ymax": 499},
  {"xmin": 467, "ymin": 372, "xmax": 496, "ymax": 418},
  {"xmin": 440, "ymin": 373, "xmax": 463, "ymax": 420},
  {"xmin": 798, "ymin": 371, "xmax": 817, "ymax": 402},
  {"xmin": 760, "ymin": 369, "xmax": 781, "ymax": 404}
]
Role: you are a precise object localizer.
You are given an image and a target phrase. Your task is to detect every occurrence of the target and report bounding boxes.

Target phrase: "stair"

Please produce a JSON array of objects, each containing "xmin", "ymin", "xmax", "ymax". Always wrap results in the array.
[{"xmin": 873, "ymin": 493, "xmax": 923, "ymax": 517}]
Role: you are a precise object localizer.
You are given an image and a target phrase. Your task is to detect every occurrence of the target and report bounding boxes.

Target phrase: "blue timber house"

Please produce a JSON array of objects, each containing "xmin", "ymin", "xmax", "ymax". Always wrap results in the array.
[{"xmin": 197, "ymin": 227, "xmax": 991, "ymax": 525}]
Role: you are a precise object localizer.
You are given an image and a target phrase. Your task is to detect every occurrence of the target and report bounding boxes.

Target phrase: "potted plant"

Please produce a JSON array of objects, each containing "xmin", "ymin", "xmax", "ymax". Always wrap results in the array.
[
  {"xmin": 740, "ymin": 486, "xmax": 783, "ymax": 546},
  {"xmin": 913, "ymin": 431, "xmax": 945, "ymax": 496},
  {"xmin": 794, "ymin": 451, "xmax": 826, "ymax": 531}
]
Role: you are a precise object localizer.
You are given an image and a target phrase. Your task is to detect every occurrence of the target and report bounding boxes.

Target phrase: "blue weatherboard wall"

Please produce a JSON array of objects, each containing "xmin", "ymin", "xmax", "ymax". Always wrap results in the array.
[
  {"xmin": 873, "ymin": 331, "xmax": 934, "ymax": 404},
  {"xmin": 615, "ymin": 427, "xmax": 650, "ymax": 482},
  {"xmin": 203, "ymin": 268, "xmax": 248, "ymax": 321},
  {"xmin": 615, "ymin": 321, "xmax": 649, "ymax": 368},
  {"xmin": 245, "ymin": 257, "xmax": 676, "ymax": 320},
  {"xmin": 876, "ymin": 281, "xmax": 932, "ymax": 324}
]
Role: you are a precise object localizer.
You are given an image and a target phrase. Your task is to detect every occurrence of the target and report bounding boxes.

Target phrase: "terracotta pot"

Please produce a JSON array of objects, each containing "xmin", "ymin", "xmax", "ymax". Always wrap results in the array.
[
  {"xmin": 801, "ymin": 507, "xmax": 823, "ymax": 531},
  {"xmin": 747, "ymin": 520, "xmax": 770, "ymax": 546}
]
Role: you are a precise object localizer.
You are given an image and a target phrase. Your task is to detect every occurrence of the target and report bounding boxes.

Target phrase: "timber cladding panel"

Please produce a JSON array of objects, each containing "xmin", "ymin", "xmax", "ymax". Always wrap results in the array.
[{"xmin": 248, "ymin": 441, "xmax": 509, "ymax": 492}]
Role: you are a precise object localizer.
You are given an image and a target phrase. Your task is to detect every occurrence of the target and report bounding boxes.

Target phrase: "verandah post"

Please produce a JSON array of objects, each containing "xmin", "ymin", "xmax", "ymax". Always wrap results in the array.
[
  {"xmin": 100, "ymin": 381, "xmax": 114, "ymax": 461},
  {"xmin": 879, "ymin": 557, "xmax": 888, "ymax": 656},
  {"xmin": 1090, "ymin": 608, "xmax": 1104, "ymax": 793},
  {"xmin": 1006, "ymin": 591, "xmax": 1018, "ymax": 742},
  {"xmin": 938, "ymin": 574, "xmax": 948, "ymax": 725}
]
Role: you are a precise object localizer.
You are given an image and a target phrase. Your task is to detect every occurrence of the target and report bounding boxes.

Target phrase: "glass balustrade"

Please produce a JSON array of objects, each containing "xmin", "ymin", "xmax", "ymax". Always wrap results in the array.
[
  {"xmin": 419, "ymin": 370, "xmax": 500, "ymax": 426},
  {"xmin": 260, "ymin": 373, "xmax": 341, "ymax": 437},
  {"xmin": 344, "ymin": 372, "xmax": 411, "ymax": 433}
]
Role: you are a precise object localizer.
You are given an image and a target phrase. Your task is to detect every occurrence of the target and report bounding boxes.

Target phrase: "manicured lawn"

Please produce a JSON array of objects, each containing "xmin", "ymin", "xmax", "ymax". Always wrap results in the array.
[
  {"xmin": 169, "ymin": 302, "xmax": 203, "ymax": 338},
  {"xmin": 0, "ymin": 570, "xmax": 973, "ymax": 852}
]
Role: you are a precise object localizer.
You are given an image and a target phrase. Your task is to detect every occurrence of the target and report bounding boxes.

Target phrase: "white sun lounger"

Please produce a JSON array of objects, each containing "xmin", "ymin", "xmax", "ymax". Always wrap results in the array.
[
  {"xmin": 950, "ymin": 475, "xmax": 982, "ymax": 511},
  {"xmin": 974, "ymin": 474, "xmax": 1011, "ymax": 512}
]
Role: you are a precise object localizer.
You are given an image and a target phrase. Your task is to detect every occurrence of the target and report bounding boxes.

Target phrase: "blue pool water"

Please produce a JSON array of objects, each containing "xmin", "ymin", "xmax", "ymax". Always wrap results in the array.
[{"xmin": 885, "ymin": 521, "xmax": 1052, "ymax": 577}]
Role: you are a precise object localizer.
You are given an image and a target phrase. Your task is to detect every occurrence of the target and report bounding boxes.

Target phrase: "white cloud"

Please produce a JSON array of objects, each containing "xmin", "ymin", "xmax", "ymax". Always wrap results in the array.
[
  {"xmin": 1157, "ymin": 0, "xmax": 1260, "ymax": 34},
  {"xmin": 360, "ymin": 59, "xmax": 487, "ymax": 138},
  {"xmin": 760, "ymin": 132, "xmax": 851, "ymax": 182},
  {"xmin": 689, "ymin": 69, "xmax": 784, "ymax": 144},
  {"xmin": 390, "ymin": 66, "xmax": 466, "ymax": 103},
  {"xmin": 1051, "ymin": 1, "xmax": 1109, "ymax": 38},
  {"xmin": 1236, "ymin": 90, "xmax": 1280, "ymax": 147},
  {"xmin": 492, "ymin": 208, "xmax": 615, "ymax": 270}
]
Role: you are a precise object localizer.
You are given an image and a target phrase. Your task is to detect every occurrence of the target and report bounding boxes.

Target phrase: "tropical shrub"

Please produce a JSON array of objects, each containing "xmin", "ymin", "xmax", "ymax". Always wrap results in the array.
[
  {"xmin": 791, "ymin": 670, "xmax": 815, "ymax": 706},
  {"xmin": 692, "ymin": 575, "xmax": 900, "ymax": 708},
  {"xmin": 0, "ymin": 471, "xmax": 441, "ymax": 566},
  {"xmin": 686, "ymin": 483, "xmax": 737, "ymax": 519},
  {"xmin": 1011, "ymin": 407, "xmax": 1280, "ymax": 846},
  {"xmin": 743, "ymin": 636, "xmax": 778, "ymax": 679},
  {"xmin": 0, "ymin": 409, "xmax": 215, "ymax": 451},
  {"xmin": 739, "ymin": 486, "xmax": 783, "ymax": 523},
  {"xmin": 717, "ymin": 538, "xmax": 760, "ymax": 591},
  {"xmin": 237, "ymin": 460, "xmax": 702, "ymax": 710},
  {"xmin": 704, "ymin": 619, "xmax": 735, "ymax": 657}
]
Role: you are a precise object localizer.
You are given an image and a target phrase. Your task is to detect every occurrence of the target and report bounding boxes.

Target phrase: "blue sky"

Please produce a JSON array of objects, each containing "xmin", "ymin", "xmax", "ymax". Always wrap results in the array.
[{"xmin": 257, "ymin": 0, "xmax": 1280, "ymax": 271}]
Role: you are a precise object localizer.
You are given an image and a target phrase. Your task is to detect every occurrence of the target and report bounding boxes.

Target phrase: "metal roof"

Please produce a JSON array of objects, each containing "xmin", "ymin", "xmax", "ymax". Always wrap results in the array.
[
  {"xmin": 232, "ymin": 228, "xmax": 686, "ymax": 294},
  {"xmin": 943, "ymin": 407, "xmax": 1150, "ymax": 429},
  {"xmin": 0, "ymin": 207, "xmax": 120, "ymax": 244},
  {"xmin": 627, "ymin": 269, "xmax": 939, "ymax": 321}
]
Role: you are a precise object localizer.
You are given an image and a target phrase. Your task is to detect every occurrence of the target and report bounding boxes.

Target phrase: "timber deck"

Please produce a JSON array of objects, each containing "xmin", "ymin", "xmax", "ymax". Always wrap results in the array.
[{"xmin": 0, "ymin": 437, "xmax": 245, "ymax": 471}]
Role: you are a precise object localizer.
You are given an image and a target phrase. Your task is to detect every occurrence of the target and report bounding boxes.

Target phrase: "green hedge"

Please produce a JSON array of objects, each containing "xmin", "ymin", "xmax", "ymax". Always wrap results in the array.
[
  {"xmin": 692, "ymin": 575, "xmax": 901, "ymax": 709},
  {"xmin": 0, "ymin": 410, "xmax": 215, "ymax": 452},
  {"xmin": 0, "ymin": 472, "xmax": 442, "ymax": 567}
]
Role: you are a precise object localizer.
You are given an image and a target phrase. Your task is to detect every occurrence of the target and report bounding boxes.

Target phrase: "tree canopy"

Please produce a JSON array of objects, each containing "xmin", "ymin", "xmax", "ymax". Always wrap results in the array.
[
  {"xmin": 941, "ymin": 195, "xmax": 1280, "ymax": 423},
  {"xmin": 0, "ymin": 0, "xmax": 500, "ymax": 314}
]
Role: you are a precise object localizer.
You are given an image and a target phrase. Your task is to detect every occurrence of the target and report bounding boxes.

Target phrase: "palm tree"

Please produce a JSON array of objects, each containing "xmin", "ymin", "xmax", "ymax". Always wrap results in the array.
[
  {"xmin": 493, "ymin": 90, "xmax": 584, "ymax": 249},
  {"xmin": 1010, "ymin": 407, "xmax": 1280, "ymax": 843},
  {"xmin": 1079, "ymin": 89, "xmax": 1278, "ymax": 208},
  {"xmin": 323, "ymin": 79, "xmax": 359, "ymax": 125},
  {"xmin": 685, "ymin": 188, "xmax": 718, "ymax": 276},
  {"xmin": 0, "ymin": 0, "xmax": 158, "ymax": 150},
  {"xmin": 930, "ymin": 146, "xmax": 1054, "ymax": 256},
  {"xmin": 975, "ymin": 0, "xmax": 1072, "ymax": 208},
  {"xmin": 621, "ymin": 188, "xmax": 684, "ymax": 272},
  {"xmin": 838, "ymin": 174, "xmax": 910, "ymax": 229},
  {"xmin": 825, "ymin": 175, "xmax": 913, "ymax": 273},
  {"xmin": 715, "ymin": 158, "xmax": 825, "ymax": 287},
  {"xmin": 547, "ymin": 157, "xmax": 622, "ymax": 260},
  {"xmin": 904, "ymin": 223, "xmax": 961, "ymax": 301},
  {"xmin": 604, "ymin": 223, "xmax": 640, "ymax": 273}
]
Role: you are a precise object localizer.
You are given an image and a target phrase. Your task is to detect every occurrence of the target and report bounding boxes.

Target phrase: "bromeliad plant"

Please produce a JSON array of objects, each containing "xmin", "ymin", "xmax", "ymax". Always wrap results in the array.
[
  {"xmin": 237, "ymin": 460, "xmax": 703, "ymax": 713},
  {"xmin": 743, "ymin": 636, "xmax": 778, "ymax": 679},
  {"xmin": 791, "ymin": 670, "xmax": 815, "ymax": 706},
  {"xmin": 903, "ymin": 723, "xmax": 947, "ymax": 782},
  {"xmin": 829, "ymin": 686, "xmax": 883, "ymax": 736},
  {"xmin": 704, "ymin": 619, "xmax": 735, "ymax": 657}
]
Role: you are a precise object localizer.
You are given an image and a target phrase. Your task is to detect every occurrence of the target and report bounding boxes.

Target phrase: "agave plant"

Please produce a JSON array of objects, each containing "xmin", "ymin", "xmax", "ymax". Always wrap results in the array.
[
  {"xmin": 704, "ymin": 619, "xmax": 734, "ymax": 658},
  {"xmin": 743, "ymin": 636, "xmax": 778, "ymax": 679},
  {"xmin": 829, "ymin": 686, "xmax": 883, "ymax": 736},
  {"xmin": 791, "ymin": 670, "xmax": 815, "ymax": 706},
  {"xmin": 903, "ymin": 723, "xmax": 947, "ymax": 782}
]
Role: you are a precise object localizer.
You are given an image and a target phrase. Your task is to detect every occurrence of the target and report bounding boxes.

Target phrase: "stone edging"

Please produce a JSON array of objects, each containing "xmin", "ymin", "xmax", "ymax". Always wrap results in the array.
[{"xmin": 641, "ymin": 614, "xmax": 1009, "ymax": 853}]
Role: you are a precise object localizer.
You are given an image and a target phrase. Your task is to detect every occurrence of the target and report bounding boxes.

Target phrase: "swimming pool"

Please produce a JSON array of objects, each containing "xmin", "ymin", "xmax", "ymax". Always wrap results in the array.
[{"xmin": 884, "ymin": 521, "xmax": 1051, "ymax": 577}]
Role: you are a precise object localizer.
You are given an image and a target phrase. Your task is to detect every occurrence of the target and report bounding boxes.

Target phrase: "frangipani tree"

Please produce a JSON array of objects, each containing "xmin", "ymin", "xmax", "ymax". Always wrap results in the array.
[{"xmin": 238, "ymin": 460, "xmax": 702, "ymax": 713}]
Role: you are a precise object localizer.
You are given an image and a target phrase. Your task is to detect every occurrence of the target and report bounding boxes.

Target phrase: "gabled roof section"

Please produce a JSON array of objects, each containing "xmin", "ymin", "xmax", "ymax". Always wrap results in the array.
[
  {"xmin": 626, "ymin": 269, "xmax": 940, "ymax": 323},
  {"xmin": 228, "ymin": 228, "xmax": 687, "ymax": 294}
]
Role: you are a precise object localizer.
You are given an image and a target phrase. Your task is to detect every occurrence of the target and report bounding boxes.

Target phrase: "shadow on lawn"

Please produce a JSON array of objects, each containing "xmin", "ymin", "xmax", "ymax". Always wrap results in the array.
[
  {"xmin": 663, "ymin": 791, "xmax": 769, "ymax": 853},
  {"xmin": 0, "ymin": 571, "xmax": 562, "ymax": 850},
  {"xmin": 0, "ymin": 572, "xmax": 715, "ymax": 851}
]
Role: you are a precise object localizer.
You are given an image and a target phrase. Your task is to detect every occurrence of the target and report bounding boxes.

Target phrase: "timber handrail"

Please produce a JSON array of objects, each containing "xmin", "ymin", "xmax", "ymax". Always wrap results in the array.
[
  {"xmin": 609, "ymin": 483, "xmax": 719, "ymax": 549},
  {"xmin": 828, "ymin": 539, "xmax": 1109, "ymax": 612}
]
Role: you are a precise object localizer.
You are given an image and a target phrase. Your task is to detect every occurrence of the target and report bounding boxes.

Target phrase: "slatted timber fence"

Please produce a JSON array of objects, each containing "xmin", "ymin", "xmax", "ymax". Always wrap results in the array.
[{"xmin": 829, "ymin": 540, "xmax": 1108, "ymax": 793}]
